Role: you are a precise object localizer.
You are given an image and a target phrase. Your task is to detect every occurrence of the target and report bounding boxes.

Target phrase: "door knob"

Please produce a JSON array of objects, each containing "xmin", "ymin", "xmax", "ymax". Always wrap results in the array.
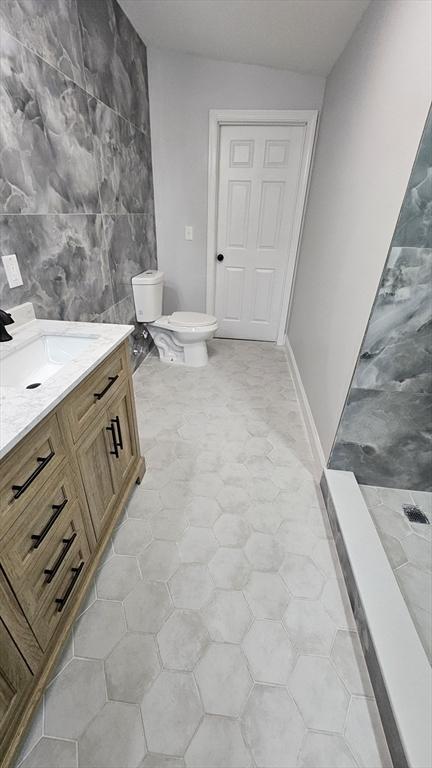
[{"xmin": 217, "ymin": 253, "xmax": 224, "ymax": 262}]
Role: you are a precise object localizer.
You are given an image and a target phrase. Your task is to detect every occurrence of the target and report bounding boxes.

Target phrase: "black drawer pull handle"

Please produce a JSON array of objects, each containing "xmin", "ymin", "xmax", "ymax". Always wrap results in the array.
[
  {"xmin": 55, "ymin": 561, "xmax": 84, "ymax": 612},
  {"xmin": 113, "ymin": 415, "xmax": 123, "ymax": 451},
  {"xmin": 12, "ymin": 451, "xmax": 55, "ymax": 500},
  {"xmin": 106, "ymin": 422, "xmax": 119, "ymax": 458},
  {"xmin": 94, "ymin": 375, "xmax": 118, "ymax": 401},
  {"xmin": 31, "ymin": 498, "xmax": 68, "ymax": 549},
  {"xmin": 44, "ymin": 532, "xmax": 76, "ymax": 584}
]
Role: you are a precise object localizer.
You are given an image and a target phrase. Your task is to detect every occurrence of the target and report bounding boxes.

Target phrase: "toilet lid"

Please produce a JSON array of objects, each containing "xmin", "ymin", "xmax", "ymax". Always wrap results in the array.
[{"xmin": 168, "ymin": 311, "xmax": 217, "ymax": 327}]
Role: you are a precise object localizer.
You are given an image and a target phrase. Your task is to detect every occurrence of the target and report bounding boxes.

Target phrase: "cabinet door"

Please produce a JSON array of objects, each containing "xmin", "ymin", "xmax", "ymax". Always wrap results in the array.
[
  {"xmin": 106, "ymin": 381, "xmax": 139, "ymax": 493},
  {"xmin": 76, "ymin": 412, "xmax": 118, "ymax": 540},
  {"xmin": 0, "ymin": 621, "xmax": 33, "ymax": 760}
]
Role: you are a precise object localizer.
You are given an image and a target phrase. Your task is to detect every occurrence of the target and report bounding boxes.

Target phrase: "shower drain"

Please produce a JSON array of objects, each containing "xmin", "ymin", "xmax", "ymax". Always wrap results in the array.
[{"xmin": 402, "ymin": 504, "xmax": 430, "ymax": 524}]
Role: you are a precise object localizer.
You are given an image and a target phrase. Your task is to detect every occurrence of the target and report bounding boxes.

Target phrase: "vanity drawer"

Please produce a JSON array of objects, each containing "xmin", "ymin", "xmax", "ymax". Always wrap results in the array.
[
  {"xmin": 0, "ymin": 414, "xmax": 66, "ymax": 535},
  {"xmin": 1, "ymin": 501, "xmax": 89, "ymax": 640},
  {"xmin": 32, "ymin": 532, "xmax": 90, "ymax": 649},
  {"xmin": 0, "ymin": 463, "xmax": 79, "ymax": 589},
  {"xmin": 0, "ymin": 500, "xmax": 90, "ymax": 648},
  {"xmin": 0, "ymin": 497, "xmax": 89, "ymax": 633},
  {"xmin": 61, "ymin": 343, "xmax": 128, "ymax": 443}
]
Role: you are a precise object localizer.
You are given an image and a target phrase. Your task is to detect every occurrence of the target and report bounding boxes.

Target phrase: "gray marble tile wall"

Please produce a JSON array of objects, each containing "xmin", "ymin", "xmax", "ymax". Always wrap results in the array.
[
  {"xmin": 329, "ymin": 109, "xmax": 432, "ymax": 491},
  {"xmin": 0, "ymin": 0, "xmax": 157, "ymax": 366}
]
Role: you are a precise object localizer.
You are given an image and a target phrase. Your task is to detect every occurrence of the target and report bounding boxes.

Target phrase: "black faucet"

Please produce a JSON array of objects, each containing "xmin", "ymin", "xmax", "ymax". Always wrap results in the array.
[{"xmin": 0, "ymin": 309, "xmax": 14, "ymax": 342}]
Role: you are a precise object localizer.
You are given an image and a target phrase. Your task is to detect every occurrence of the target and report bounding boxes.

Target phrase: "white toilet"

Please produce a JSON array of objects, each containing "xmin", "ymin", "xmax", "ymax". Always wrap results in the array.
[{"xmin": 132, "ymin": 270, "xmax": 218, "ymax": 367}]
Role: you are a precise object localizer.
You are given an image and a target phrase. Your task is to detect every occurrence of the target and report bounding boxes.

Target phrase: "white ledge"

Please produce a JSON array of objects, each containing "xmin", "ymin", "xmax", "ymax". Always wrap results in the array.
[{"xmin": 324, "ymin": 469, "xmax": 432, "ymax": 768}]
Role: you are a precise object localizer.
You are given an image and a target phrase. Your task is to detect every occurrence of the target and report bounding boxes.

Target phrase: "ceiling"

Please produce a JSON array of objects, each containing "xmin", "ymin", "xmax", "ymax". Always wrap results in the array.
[{"xmin": 119, "ymin": 0, "xmax": 370, "ymax": 77}]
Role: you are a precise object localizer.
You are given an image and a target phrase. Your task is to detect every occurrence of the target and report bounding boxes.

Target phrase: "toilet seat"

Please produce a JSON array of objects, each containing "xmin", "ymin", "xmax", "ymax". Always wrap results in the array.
[
  {"xmin": 153, "ymin": 312, "xmax": 217, "ymax": 333},
  {"xmin": 168, "ymin": 311, "xmax": 217, "ymax": 328}
]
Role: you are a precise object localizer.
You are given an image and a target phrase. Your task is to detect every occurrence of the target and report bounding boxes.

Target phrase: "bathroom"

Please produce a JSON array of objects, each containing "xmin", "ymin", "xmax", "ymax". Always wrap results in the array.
[{"xmin": 0, "ymin": 0, "xmax": 430, "ymax": 767}]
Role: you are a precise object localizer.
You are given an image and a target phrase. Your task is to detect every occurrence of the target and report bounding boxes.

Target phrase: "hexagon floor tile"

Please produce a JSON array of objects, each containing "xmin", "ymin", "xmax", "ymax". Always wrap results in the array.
[
  {"xmin": 280, "ymin": 553, "xmax": 324, "ymax": 599},
  {"xmin": 169, "ymin": 564, "xmax": 213, "ymax": 609},
  {"xmin": 244, "ymin": 532, "xmax": 285, "ymax": 571},
  {"xmin": 127, "ymin": 487, "xmax": 163, "ymax": 519},
  {"xmin": 139, "ymin": 539, "xmax": 180, "ymax": 581},
  {"xmin": 242, "ymin": 684, "xmax": 305, "ymax": 768},
  {"xmin": 141, "ymin": 670, "xmax": 202, "ymax": 755},
  {"xmin": 113, "ymin": 518, "xmax": 152, "ymax": 556},
  {"xmin": 289, "ymin": 656, "xmax": 350, "ymax": 732},
  {"xmin": 96, "ymin": 554, "xmax": 141, "ymax": 601},
  {"xmin": 331, "ymin": 629, "xmax": 374, "ymax": 697},
  {"xmin": 242, "ymin": 620, "xmax": 295, "ymax": 684},
  {"xmin": 73, "ymin": 600, "xmax": 126, "ymax": 659},
  {"xmin": 177, "ymin": 526, "xmax": 218, "ymax": 563},
  {"xmin": 141, "ymin": 756, "xmax": 185, "ymax": 768},
  {"xmin": 124, "ymin": 581, "xmax": 172, "ymax": 632},
  {"xmin": 185, "ymin": 715, "xmax": 252, "ymax": 767},
  {"xmin": 243, "ymin": 571, "xmax": 290, "ymax": 619},
  {"xmin": 345, "ymin": 696, "xmax": 393, "ymax": 768},
  {"xmin": 141, "ymin": 757, "xmax": 185, "ymax": 768},
  {"xmin": 298, "ymin": 732, "xmax": 358, "ymax": 768},
  {"xmin": 213, "ymin": 513, "xmax": 251, "ymax": 547},
  {"xmin": 45, "ymin": 658, "xmax": 106, "ymax": 739},
  {"xmin": 195, "ymin": 644, "xmax": 252, "ymax": 717},
  {"xmin": 105, "ymin": 633, "xmax": 160, "ymax": 703},
  {"xmin": 283, "ymin": 597, "xmax": 337, "ymax": 656},
  {"xmin": 19, "ymin": 738, "xmax": 77, "ymax": 768},
  {"xmin": 150, "ymin": 507, "xmax": 188, "ymax": 541},
  {"xmin": 201, "ymin": 590, "xmax": 252, "ymax": 643},
  {"xmin": 78, "ymin": 701, "xmax": 146, "ymax": 768},
  {"xmin": 208, "ymin": 548, "xmax": 250, "ymax": 589},
  {"xmin": 186, "ymin": 497, "xmax": 222, "ymax": 527},
  {"xmin": 158, "ymin": 610, "xmax": 209, "ymax": 670},
  {"xmin": 23, "ymin": 341, "xmax": 389, "ymax": 768}
]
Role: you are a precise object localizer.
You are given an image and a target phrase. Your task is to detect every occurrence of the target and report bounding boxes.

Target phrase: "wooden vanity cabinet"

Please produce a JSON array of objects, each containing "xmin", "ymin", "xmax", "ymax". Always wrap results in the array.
[
  {"xmin": 76, "ymin": 379, "xmax": 139, "ymax": 540},
  {"xmin": 106, "ymin": 380, "xmax": 140, "ymax": 492},
  {"xmin": 0, "ymin": 340, "xmax": 145, "ymax": 768},
  {"xmin": 76, "ymin": 409, "xmax": 120, "ymax": 540},
  {"xmin": 0, "ymin": 570, "xmax": 42, "ymax": 758},
  {"xmin": 0, "ymin": 620, "xmax": 33, "ymax": 745}
]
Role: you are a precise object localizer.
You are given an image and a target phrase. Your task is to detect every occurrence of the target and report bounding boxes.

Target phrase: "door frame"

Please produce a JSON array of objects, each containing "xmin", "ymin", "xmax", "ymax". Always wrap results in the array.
[{"xmin": 206, "ymin": 109, "xmax": 319, "ymax": 345}]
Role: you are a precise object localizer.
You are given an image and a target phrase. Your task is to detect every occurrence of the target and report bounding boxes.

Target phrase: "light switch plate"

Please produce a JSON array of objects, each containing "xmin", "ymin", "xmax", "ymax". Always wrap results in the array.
[
  {"xmin": 2, "ymin": 253, "xmax": 23, "ymax": 288},
  {"xmin": 185, "ymin": 226, "xmax": 193, "ymax": 241}
]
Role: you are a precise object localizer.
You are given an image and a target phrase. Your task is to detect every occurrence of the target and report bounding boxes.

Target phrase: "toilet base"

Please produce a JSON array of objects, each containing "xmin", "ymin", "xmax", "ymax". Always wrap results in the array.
[
  {"xmin": 148, "ymin": 326, "xmax": 209, "ymax": 367},
  {"xmin": 183, "ymin": 341, "xmax": 208, "ymax": 367}
]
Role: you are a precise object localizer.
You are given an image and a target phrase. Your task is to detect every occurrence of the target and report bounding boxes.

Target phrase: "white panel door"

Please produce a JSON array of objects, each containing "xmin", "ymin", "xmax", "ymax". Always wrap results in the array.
[{"xmin": 215, "ymin": 124, "xmax": 305, "ymax": 340}]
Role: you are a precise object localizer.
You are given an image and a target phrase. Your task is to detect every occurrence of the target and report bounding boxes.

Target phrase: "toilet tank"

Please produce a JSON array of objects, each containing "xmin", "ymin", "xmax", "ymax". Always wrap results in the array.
[{"xmin": 132, "ymin": 270, "xmax": 164, "ymax": 322}]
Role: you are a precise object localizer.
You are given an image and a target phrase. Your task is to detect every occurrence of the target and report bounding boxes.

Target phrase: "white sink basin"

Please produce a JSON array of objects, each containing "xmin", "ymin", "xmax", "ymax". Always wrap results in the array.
[{"xmin": 0, "ymin": 334, "xmax": 97, "ymax": 389}]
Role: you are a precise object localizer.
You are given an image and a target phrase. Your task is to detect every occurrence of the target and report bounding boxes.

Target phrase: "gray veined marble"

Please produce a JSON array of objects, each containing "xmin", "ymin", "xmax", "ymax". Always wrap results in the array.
[
  {"xmin": 0, "ymin": 214, "xmax": 113, "ymax": 321},
  {"xmin": 394, "ymin": 108, "xmax": 432, "ymax": 249},
  {"xmin": 103, "ymin": 214, "xmax": 157, "ymax": 303},
  {"xmin": 0, "ymin": 0, "xmax": 157, "ymax": 373},
  {"xmin": 353, "ymin": 247, "xmax": 432, "ymax": 393},
  {"xmin": 0, "ymin": 0, "xmax": 85, "ymax": 86},
  {"xmin": 330, "ymin": 388, "xmax": 432, "ymax": 491},
  {"xmin": 0, "ymin": 31, "xmax": 99, "ymax": 214},
  {"xmin": 77, "ymin": 0, "xmax": 150, "ymax": 131},
  {"xmin": 331, "ymin": 107, "xmax": 432, "ymax": 491},
  {"xmin": 89, "ymin": 98, "xmax": 154, "ymax": 215}
]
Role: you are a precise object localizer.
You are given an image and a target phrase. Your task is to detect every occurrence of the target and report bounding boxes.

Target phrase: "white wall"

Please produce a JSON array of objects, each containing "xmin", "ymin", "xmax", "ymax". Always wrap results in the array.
[
  {"xmin": 147, "ymin": 49, "xmax": 325, "ymax": 314},
  {"xmin": 288, "ymin": 0, "xmax": 431, "ymax": 461}
]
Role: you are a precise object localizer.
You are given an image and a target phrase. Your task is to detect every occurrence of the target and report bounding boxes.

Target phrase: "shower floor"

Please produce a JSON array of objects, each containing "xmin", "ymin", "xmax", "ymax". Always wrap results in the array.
[{"xmin": 359, "ymin": 484, "xmax": 431, "ymax": 663}]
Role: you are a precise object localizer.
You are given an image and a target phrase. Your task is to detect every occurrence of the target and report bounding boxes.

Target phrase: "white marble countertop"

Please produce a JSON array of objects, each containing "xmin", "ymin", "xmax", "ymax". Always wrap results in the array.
[{"xmin": 0, "ymin": 313, "xmax": 133, "ymax": 460}]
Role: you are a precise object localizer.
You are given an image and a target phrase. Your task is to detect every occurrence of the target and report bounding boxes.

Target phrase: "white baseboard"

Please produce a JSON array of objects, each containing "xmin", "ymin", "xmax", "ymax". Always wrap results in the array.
[{"xmin": 284, "ymin": 337, "xmax": 326, "ymax": 471}]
